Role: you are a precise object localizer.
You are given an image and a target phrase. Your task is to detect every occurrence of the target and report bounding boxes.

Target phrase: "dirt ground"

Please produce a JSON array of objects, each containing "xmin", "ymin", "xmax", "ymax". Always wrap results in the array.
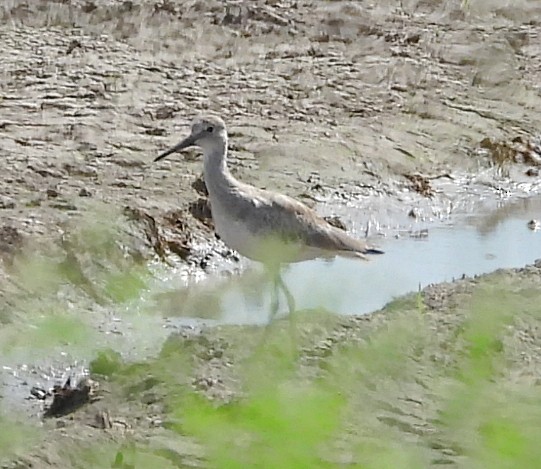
[{"xmin": 1, "ymin": 0, "xmax": 541, "ymax": 467}]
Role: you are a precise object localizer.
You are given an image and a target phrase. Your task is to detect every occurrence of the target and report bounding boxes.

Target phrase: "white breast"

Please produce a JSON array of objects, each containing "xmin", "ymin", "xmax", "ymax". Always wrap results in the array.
[{"xmin": 210, "ymin": 198, "xmax": 263, "ymax": 260}]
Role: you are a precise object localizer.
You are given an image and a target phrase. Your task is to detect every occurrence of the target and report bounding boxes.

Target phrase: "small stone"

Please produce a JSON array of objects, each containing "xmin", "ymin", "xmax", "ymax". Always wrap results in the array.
[
  {"xmin": 26, "ymin": 199, "xmax": 42, "ymax": 207},
  {"xmin": 525, "ymin": 167, "xmax": 539, "ymax": 177},
  {"xmin": 155, "ymin": 105, "xmax": 176, "ymax": 120},
  {"xmin": 527, "ymin": 219, "xmax": 540, "ymax": 231},
  {"xmin": 66, "ymin": 39, "xmax": 82, "ymax": 55},
  {"xmin": 56, "ymin": 420, "xmax": 67, "ymax": 428},
  {"xmin": 50, "ymin": 202, "xmax": 78, "ymax": 211},
  {"xmin": 141, "ymin": 392, "xmax": 158, "ymax": 405},
  {"xmin": 30, "ymin": 386, "xmax": 48, "ymax": 400},
  {"xmin": 79, "ymin": 188, "xmax": 92, "ymax": 197},
  {"xmin": 192, "ymin": 376, "xmax": 218, "ymax": 391},
  {"xmin": 144, "ymin": 127, "xmax": 166, "ymax": 136},
  {"xmin": 63, "ymin": 163, "xmax": 97, "ymax": 178},
  {"xmin": 0, "ymin": 196, "xmax": 15, "ymax": 209},
  {"xmin": 150, "ymin": 417, "xmax": 163, "ymax": 427},
  {"xmin": 47, "ymin": 188, "xmax": 59, "ymax": 198},
  {"xmin": 408, "ymin": 208, "xmax": 419, "ymax": 218},
  {"xmin": 94, "ymin": 411, "xmax": 112, "ymax": 429}
]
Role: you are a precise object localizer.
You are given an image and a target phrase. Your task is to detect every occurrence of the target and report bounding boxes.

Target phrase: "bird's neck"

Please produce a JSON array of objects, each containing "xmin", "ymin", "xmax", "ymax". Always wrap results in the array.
[{"xmin": 203, "ymin": 137, "xmax": 238, "ymax": 198}]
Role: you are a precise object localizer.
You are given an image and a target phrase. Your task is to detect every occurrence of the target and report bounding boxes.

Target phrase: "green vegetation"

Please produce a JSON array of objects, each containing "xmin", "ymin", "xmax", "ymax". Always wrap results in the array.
[
  {"xmin": 178, "ymin": 286, "xmax": 540, "ymax": 468},
  {"xmin": 0, "ymin": 417, "xmax": 38, "ymax": 464},
  {"xmin": 1, "ymin": 211, "xmax": 541, "ymax": 467},
  {"xmin": 80, "ymin": 281, "xmax": 541, "ymax": 468}
]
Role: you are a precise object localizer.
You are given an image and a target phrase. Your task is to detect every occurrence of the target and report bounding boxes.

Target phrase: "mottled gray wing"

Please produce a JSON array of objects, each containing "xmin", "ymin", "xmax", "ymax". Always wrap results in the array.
[{"xmin": 237, "ymin": 187, "xmax": 374, "ymax": 256}]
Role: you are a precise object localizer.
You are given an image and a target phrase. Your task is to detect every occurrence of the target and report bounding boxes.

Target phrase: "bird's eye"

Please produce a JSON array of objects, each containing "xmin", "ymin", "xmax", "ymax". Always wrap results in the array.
[{"xmin": 206, "ymin": 126, "xmax": 214, "ymax": 133}]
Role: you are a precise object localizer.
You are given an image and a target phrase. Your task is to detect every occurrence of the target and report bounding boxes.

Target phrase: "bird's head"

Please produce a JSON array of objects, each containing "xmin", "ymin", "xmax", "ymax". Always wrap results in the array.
[{"xmin": 154, "ymin": 115, "xmax": 227, "ymax": 162}]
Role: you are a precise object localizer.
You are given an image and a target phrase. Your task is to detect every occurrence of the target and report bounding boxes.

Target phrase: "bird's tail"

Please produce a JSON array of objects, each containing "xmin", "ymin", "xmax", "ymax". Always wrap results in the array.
[{"xmin": 365, "ymin": 248, "xmax": 384, "ymax": 255}]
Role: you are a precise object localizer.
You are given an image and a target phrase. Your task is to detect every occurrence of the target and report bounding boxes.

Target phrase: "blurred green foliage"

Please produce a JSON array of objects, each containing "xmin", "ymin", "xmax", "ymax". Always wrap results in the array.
[
  {"xmin": 90, "ymin": 348, "xmax": 124, "ymax": 377},
  {"xmin": 0, "ymin": 416, "xmax": 38, "ymax": 464},
  {"xmin": 167, "ymin": 286, "xmax": 541, "ymax": 468},
  {"xmin": 1, "ymin": 207, "xmax": 541, "ymax": 468}
]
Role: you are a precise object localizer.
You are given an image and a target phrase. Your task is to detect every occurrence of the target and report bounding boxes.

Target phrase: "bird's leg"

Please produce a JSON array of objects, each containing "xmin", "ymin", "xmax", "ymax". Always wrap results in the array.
[
  {"xmin": 276, "ymin": 269, "xmax": 298, "ymax": 355},
  {"xmin": 276, "ymin": 272, "xmax": 296, "ymax": 315},
  {"xmin": 258, "ymin": 266, "xmax": 298, "ymax": 358},
  {"xmin": 269, "ymin": 272, "xmax": 281, "ymax": 322},
  {"xmin": 267, "ymin": 266, "xmax": 296, "ymax": 320},
  {"xmin": 264, "ymin": 262, "xmax": 282, "ymax": 323},
  {"xmin": 257, "ymin": 269, "xmax": 281, "ymax": 349}
]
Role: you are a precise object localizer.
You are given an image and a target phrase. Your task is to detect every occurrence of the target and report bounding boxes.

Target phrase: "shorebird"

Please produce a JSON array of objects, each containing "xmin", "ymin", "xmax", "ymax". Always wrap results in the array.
[{"xmin": 154, "ymin": 115, "xmax": 383, "ymax": 319}]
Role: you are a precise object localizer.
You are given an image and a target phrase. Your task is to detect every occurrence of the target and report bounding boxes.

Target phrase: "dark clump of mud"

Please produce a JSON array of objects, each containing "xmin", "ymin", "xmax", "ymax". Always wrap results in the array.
[
  {"xmin": 0, "ymin": 226, "xmax": 24, "ymax": 263},
  {"xmin": 479, "ymin": 135, "xmax": 541, "ymax": 169},
  {"xmin": 42, "ymin": 377, "xmax": 99, "ymax": 419}
]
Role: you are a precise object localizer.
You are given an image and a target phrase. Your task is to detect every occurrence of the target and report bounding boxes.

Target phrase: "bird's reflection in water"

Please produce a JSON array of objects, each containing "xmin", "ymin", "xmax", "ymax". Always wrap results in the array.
[{"xmin": 151, "ymin": 267, "xmax": 278, "ymax": 324}]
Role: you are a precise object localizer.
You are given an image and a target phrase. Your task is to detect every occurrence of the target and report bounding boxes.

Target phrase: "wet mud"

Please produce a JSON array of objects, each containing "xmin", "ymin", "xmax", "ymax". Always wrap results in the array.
[{"xmin": 1, "ymin": 0, "xmax": 541, "ymax": 467}]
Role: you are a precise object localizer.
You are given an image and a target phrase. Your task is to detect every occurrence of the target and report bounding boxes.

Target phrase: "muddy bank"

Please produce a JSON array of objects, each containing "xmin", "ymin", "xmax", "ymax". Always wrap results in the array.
[
  {"xmin": 0, "ymin": 0, "xmax": 540, "ymax": 340},
  {"xmin": 1, "ymin": 0, "xmax": 541, "ymax": 259},
  {"xmin": 3, "ymin": 261, "xmax": 541, "ymax": 468},
  {"xmin": 1, "ymin": 0, "xmax": 541, "ymax": 466}
]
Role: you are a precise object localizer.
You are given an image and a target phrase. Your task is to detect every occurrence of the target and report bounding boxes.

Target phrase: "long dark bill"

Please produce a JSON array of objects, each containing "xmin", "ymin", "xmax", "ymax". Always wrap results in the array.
[{"xmin": 154, "ymin": 133, "xmax": 197, "ymax": 162}]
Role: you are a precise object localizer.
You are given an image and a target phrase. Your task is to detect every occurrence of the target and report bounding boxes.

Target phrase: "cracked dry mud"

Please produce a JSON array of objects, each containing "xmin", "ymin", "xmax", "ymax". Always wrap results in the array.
[{"xmin": 1, "ymin": 0, "xmax": 541, "ymax": 467}]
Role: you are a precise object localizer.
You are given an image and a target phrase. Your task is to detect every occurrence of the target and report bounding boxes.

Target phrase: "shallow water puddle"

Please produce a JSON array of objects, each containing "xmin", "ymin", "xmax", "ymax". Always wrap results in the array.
[
  {"xmin": 2, "ymin": 196, "xmax": 540, "ymax": 419},
  {"xmin": 156, "ymin": 196, "xmax": 541, "ymax": 325}
]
